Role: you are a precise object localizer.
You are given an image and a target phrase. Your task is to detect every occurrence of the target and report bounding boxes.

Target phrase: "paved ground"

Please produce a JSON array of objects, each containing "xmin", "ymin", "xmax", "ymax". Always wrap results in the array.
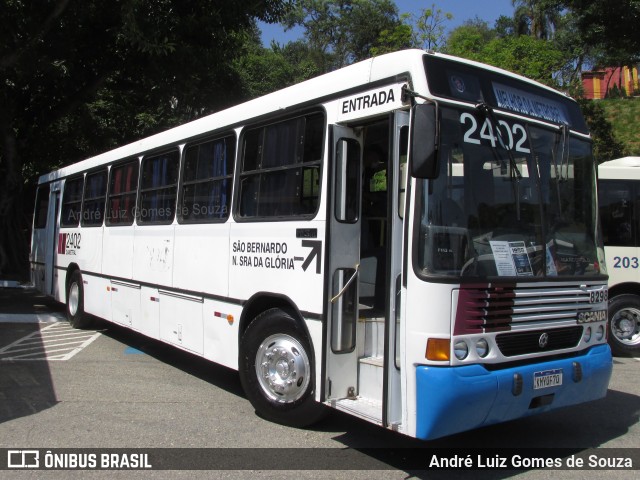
[{"xmin": 0, "ymin": 287, "xmax": 638, "ymax": 479}]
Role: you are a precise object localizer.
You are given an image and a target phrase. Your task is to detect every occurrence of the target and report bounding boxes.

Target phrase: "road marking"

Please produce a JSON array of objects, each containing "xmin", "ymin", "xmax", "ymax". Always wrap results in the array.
[
  {"xmin": 0, "ymin": 322, "xmax": 101, "ymax": 361},
  {"xmin": 124, "ymin": 346, "xmax": 146, "ymax": 355}
]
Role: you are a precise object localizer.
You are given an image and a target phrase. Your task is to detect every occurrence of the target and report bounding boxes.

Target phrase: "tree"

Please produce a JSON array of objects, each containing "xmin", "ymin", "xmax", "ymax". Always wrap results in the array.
[
  {"xmin": 578, "ymin": 99, "xmax": 626, "ymax": 162},
  {"xmin": 443, "ymin": 2, "xmax": 629, "ymax": 160},
  {"xmin": 512, "ymin": 0, "xmax": 562, "ymax": 39},
  {"xmin": 413, "ymin": 4, "xmax": 453, "ymax": 51},
  {"xmin": 494, "ymin": 15, "xmax": 517, "ymax": 38},
  {"xmin": 370, "ymin": 18, "xmax": 415, "ymax": 56},
  {"xmin": 443, "ymin": 18, "xmax": 496, "ymax": 59},
  {"xmin": 0, "ymin": 0, "xmax": 290, "ymax": 278},
  {"xmin": 551, "ymin": 9, "xmax": 596, "ymax": 94},
  {"xmin": 481, "ymin": 35, "xmax": 565, "ymax": 86},
  {"xmin": 567, "ymin": 0, "xmax": 640, "ymax": 68},
  {"xmin": 283, "ymin": 0, "xmax": 402, "ymax": 70},
  {"xmin": 233, "ymin": 36, "xmax": 324, "ymax": 98}
]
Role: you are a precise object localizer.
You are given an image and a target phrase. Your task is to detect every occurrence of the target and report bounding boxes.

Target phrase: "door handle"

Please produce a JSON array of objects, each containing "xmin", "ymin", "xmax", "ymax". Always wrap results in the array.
[{"xmin": 330, "ymin": 264, "xmax": 360, "ymax": 304}]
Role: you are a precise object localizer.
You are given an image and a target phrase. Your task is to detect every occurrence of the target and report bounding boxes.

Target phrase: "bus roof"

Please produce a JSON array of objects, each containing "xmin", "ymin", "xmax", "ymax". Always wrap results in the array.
[
  {"xmin": 37, "ymin": 49, "xmax": 581, "ymax": 185},
  {"xmin": 598, "ymin": 157, "xmax": 640, "ymax": 179},
  {"xmin": 600, "ymin": 157, "xmax": 640, "ymax": 168}
]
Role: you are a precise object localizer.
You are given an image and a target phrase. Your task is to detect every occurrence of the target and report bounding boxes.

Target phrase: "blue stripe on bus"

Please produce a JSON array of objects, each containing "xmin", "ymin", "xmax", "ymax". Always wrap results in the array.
[{"xmin": 415, "ymin": 344, "xmax": 612, "ymax": 440}]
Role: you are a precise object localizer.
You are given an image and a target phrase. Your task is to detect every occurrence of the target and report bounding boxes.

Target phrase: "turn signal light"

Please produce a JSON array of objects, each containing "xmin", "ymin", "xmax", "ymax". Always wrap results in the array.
[{"xmin": 426, "ymin": 338, "xmax": 450, "ymax": 361}]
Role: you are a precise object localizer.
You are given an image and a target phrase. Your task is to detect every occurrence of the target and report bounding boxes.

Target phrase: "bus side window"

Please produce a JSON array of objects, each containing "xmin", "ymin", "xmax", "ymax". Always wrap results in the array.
[
  {"xmin": 82, "ymin": 169, "xmax": 108, "ymax": 227},
  {"xmin": 139, "ymin": 150, "xmax": 180, "ymax": 225},
  {"xmin": 60, "ymin": 176, "xmax": 84, "ymax": 228},
  {"xmin": 599, "ymin": 180, "xmax": 635, "ymax": 247},
  {"xmin": 106, "ymin": 159, "xmax": 139, "ymax": 226},
  {"xmin": 237, "ymin": 112, "xmax": 324, "ymax": 219},
  {"xmin": 180, "ymin": 135, "xmax": 235, "ymax": 223}
]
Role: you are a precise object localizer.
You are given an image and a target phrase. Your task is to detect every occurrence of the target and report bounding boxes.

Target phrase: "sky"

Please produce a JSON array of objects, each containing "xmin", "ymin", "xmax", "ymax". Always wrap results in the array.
[{"xmin": 259, "ymin": 0, "xmax": 515, "ymax": 46}]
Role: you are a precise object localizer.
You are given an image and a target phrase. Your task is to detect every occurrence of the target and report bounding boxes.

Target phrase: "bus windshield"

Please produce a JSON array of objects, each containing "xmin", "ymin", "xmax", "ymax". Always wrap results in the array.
[{"xmin": 415, "ymin": 104, "xmax": 605, "ymax": 280}]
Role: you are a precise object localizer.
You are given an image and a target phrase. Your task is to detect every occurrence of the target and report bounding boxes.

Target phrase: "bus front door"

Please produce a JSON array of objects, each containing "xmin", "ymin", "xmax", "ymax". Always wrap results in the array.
[
  {"xmin": 385, "ymin": 110, "xmax": 409, "ymax": 428},
  {"xmin": 45, "ymin": 187, "xmax": 60, "ymax": 297},
  {"xmin": 326, "ymin": 125, "xmax": 362, "ymax": 402},
  {"xmin": 326, "ymin": 113, "xmax": 407, "ymax": 428}
]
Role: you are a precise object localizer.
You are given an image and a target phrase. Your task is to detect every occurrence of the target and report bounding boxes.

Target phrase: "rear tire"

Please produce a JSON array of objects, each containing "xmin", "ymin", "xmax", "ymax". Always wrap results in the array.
[
  {"xmin": 239, "ymin": 308, "xmax": 325, "ymax": 427},
  {"xmin": 66, "ymin": 270, "xmax": 92, "ymax": 329},
  {"xmin": 608, "ymin": 294, "xmax": 640, "ymax": 356}
]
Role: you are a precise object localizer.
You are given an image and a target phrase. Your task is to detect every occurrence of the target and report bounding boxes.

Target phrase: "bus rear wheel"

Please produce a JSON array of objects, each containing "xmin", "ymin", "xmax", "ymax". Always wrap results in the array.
[
  {"xmin": 66, "ymin": 270, "xmax": 92, "ymax": 329},
  {"xmin": 239, "ymin": 308, "xmax": 325, "ymax": 427},
  {"xmin": 608, "ymin": 294, "xmax": 640, "ymax": 356}
]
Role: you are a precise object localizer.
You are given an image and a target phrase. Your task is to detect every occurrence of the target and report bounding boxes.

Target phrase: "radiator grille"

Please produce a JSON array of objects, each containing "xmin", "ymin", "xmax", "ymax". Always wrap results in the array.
[
  {"xmin": 495, "ymin": 326, "xmax": 583, "ymax": 357},
  {"xmin": 454, "ymin": 284, "xmax": 597, "ymax": 335}
]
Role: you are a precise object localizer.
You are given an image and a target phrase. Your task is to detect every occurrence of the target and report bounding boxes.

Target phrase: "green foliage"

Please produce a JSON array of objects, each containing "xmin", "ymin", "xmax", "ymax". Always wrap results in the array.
[
  {"xmin": 233, "ymin": 38, "xmax": 324, "ymax": 98},
  {"xmin": 0, "ymin": 0, "xmax": 290, "ymax": 276},
  {"xmin": 371, "ymin": 5, "xmax": 455, "ymax": 57},
  {"xmin": 370, "ymin": 21, "xmax": 415, "ymax": 56},
  {"xmin": 444, "ymin": 19, "xmax": 496, "ymax": 59},
  {"xmin": 567, "ymin": 0, "xmax": 640, "ymax": 68},
  {"xmin": 482, "ymin": 35, "xmax": 564, "ymax": 86},
  {"xmin": 0, "ymin": 1, "xmax": 290, "ymax": 173},
  {"xmin": 283, "ymin": 0, "xmax": 402, "ymax": 69},
  {"xmin": 598, "ymin": 98, "xmax": 640, "ymax": 156},
  {"xmin": 445, "ymin": 20, "xmax": 563, "ymax": 86},
  {"xmin": 414, "ymin": 5, "xmax": 453, "ymax": 50},
  {"xmin": 512, "ymin": 0, "xmax": 562, "ymax": 40},
  {"xmin": 550, "ymin": 9, "xmax": 593, "ymax": 93},
  {"xmin": 578, "ymin": 99, "xmax": 626, "ymax": 162}
]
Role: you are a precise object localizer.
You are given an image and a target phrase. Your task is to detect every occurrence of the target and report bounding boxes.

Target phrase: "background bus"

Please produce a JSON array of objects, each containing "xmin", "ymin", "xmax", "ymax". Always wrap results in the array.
[
  {"xmin": 30, "ymin": 49, "xmax": 612, "ymax": 441},
  {"xmin": 598, "ymin": 157, "xmax": 640, "ymax": 355}
]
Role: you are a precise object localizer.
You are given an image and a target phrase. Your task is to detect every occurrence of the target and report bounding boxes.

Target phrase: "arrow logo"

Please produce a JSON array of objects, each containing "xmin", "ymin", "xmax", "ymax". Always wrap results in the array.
[{"xmin": 301, "ymin": 240, "xmax": 322, "ymax": 274}]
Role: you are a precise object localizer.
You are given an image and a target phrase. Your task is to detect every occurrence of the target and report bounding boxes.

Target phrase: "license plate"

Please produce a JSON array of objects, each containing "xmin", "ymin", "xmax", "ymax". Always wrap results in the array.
[{"xmin": 533, "ymin": 369, "xmax": 563, "ymax": 390}]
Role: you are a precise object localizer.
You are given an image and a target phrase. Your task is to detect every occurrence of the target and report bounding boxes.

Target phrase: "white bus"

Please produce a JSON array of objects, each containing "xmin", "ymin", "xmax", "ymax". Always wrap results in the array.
[
  {"xmin": 598, "ymin": 157, "xmax": 640, "ymax": 356},
  {"xmin": 30, "ymin": 49, "xmax": 612, "ymax": 440}
]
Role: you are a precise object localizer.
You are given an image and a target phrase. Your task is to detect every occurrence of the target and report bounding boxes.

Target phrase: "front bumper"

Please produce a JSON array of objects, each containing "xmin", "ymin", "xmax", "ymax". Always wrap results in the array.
[{"xmin": 415, "ymin": 344, "xmax": 612, "ymax": 440}]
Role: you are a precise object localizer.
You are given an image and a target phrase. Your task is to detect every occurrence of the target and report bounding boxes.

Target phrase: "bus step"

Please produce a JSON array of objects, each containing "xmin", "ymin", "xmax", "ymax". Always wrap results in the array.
[
  {"xmin": 358, "ymin": 356, "xmax": 383, "ymax": 401},
  {"xmin": 333, "ymin": 396, "xmax": 382, "ymax": 426},
  {"xmin": 357, "ymin": 317, "xmax": 384, "ymax": 358}
]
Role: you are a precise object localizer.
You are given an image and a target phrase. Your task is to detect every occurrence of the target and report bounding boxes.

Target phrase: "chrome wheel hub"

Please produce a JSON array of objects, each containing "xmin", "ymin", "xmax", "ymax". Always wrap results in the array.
[
  {"xmin": 611, "ymin": 307, "xmax": 640, "ymax": 345},
  {"xmin": 68, "ymin": 283, "xmax": 79, "ymax": 317},
  {"xmin": 256, "ymin": 334, "xmax": 310, "ymax": 403}
]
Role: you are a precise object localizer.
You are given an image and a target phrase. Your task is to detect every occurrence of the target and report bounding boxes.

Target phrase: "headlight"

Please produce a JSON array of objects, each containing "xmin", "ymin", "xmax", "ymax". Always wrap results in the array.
[
  {"xmin": 453, "ymin": 340, "xmax": 469, "ymax": 360},
  {"xmin": 596, "ymin": 325, "xmax": 605, "ymax": 341},
  {"xmin": 476, "ymin": 338, "xmax": 490, "ymax": 357}
]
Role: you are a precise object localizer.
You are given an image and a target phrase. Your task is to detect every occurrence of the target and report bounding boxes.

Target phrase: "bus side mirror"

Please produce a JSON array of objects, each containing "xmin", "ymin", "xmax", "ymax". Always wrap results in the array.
[{"xmin": 410, "ymin": 103, "xmax": 439, "ymax": 179}]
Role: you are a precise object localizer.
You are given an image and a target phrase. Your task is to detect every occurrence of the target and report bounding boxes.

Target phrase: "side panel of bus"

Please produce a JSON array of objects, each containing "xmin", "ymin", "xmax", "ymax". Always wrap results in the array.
[{"xmin": 599, "ymin": 165, "xmax": 640, "ymax": 355}]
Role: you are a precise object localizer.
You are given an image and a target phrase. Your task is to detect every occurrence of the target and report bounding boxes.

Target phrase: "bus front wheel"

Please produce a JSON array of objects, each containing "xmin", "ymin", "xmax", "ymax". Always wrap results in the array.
[
  {"xmin": 239, "ymin": 308, "xmax": 325, "ymax": 427},
  {"xmin": 608, "ymin": 294, "xmax": 640, "ymax": 356},
  {"xmin": 66, "ymin": 270, "xmax": 92, "ymax": 329}
]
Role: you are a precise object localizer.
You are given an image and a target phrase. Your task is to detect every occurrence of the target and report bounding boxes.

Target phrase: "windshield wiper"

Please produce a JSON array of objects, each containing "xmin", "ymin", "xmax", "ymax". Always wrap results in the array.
[
  {"xmin": 559, "ymin": 123, "xmax": 570, "ymax": 182},
  {"xmin": 476, "ymin": 102, "xmax": 522, "ymax": 220},
  {"xmin": 475, "ymin": 102, "xmax": 522, "ymax": 181},
  {"xmin": 550, "ymin": 123, "xmax": 572, "ymax": 217}
]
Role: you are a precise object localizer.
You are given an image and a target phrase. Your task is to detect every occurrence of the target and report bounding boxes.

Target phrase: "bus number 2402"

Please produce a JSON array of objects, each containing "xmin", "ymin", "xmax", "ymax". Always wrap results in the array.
[
  {"xmin": 66, "ymin": 232, "xmax": 81, "ymax": 250},
  {"xmin": 613, "ymin": 256, "xmax": 639, "ymax": 269},
  {"xmin": 460, "ymin": 112, "xmax": 531, "ymax": 153}
]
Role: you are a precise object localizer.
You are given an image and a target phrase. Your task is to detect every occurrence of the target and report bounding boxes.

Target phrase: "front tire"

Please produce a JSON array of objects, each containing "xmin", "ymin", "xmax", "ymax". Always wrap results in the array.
[
  {"xmin": 608, "ymin": 294, "xmax": 640, "ymax": 356},
  {"xmin": 239, "ymin": 308, "xmax": 325, "ymax": 427},
  {"xmin": 66, "ymin": 270, "xmax": 92, "ymax": 329}
]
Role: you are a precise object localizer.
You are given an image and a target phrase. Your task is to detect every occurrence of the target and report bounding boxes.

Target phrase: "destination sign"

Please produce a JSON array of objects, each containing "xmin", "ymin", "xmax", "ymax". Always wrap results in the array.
[{"xmin": 492, "ymin": 82, "xmax": 569, "ymax": 124}]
